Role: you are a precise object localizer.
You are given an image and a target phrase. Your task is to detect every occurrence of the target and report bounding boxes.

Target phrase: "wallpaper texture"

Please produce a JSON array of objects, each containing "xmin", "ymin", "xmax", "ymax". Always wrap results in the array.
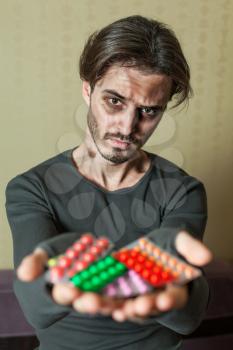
[{"xmin": 0, "ymin": 0, "xmax": 232, "ymax": 268}]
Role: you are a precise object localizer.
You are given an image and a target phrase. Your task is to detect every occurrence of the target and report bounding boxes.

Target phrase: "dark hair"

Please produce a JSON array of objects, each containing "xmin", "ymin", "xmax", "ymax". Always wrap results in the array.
[{"xmin": 79, "ymin": 15, "xmax": 192, "ymax": 108}]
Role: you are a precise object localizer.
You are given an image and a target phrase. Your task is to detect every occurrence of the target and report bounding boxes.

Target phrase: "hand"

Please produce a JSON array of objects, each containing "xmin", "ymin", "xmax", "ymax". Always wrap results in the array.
[
  {"xmin": 109, "ymin": 231, "xmax": 213, "ymax": 322},
  {"xmin": 16, "ymin": 231, "xmax": 212, "ymax": 322}
]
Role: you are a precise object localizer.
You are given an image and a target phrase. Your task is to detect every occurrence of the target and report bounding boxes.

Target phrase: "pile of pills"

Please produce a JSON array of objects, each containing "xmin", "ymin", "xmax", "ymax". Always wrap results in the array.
[
  {"xmin": 102, "ymin": 270, "xmax": 153, "ymax": 297},
  {"xmin": 114, "ymin": 249, "xmax": 175, "ymax": 288},
  {"xmin": 139, "ymin": 238, "xmax": 200, "ymax": 282},
  {"xmin": 46, "ymin": 234, "xmax": 201, "ymax": 298},
  {"xmin": 70, "ymin": 255, "xmax": 127, "ymax": 292},
  {"xmin": 46, "ymin": 234, "xmax": 112, "ymax": 283}
]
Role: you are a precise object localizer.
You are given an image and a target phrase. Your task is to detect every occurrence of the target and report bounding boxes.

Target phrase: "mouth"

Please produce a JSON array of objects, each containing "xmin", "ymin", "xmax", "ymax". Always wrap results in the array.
[{"xmin": 108, "ymin": 138, "xmax": 132, "ymax": 150}]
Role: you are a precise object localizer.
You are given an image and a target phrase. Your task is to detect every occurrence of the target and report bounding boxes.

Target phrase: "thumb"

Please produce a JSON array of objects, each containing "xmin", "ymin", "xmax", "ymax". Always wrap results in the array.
[
  {"xmin": 175, "ymin": 231, "xmax": 213, "ymax": 266},
  {"xmin": 17, "ymin": 248, "xmax": 48, "ymax": 282}
]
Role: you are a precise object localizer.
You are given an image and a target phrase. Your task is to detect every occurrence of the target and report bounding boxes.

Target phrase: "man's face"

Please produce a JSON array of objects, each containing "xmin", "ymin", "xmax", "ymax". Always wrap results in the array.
[{"xmin": 83, "ymin": 65, "xmax": 172, "ymax": 164}]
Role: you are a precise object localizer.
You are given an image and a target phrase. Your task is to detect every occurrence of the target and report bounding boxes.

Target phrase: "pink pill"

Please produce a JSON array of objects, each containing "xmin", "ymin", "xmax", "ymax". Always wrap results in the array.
[
  {"xmin": 118, "ymin": 276, "xmax": 128, "ymax": 285},
  {"xmin": 132, "ymin": 276, "xmax": 151, "ymax": 293},
  {"xmin": 136, "ymin": 284, "xmax": 150, "ymax": 294},
  {"xmin": 122, "ymin": 289, "xmax": 132, "ymax": 297},
  {"xmin": 104, "ymin": 284, "xmax": 117, "ymax": 297},
  {"xmin": 128, "ymin": 270, "xmax": 137, "ymax": 277},
  {"xmin": 118, "ymin": 277, "xmax": 133, "ymax": 295}
]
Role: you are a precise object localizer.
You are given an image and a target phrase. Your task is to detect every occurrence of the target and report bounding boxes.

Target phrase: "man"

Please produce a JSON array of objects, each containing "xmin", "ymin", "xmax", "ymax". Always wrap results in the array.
[{"xmin": 5, "ymin": 15, "xmax": 212, "ymax": 350}]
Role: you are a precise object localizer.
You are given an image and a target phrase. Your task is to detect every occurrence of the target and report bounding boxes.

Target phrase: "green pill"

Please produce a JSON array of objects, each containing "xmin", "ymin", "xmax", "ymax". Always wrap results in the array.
[
  {"xmin": 91, "ymin": 276, "xmax": 101, "ymax": 286},
  {"xmin": 99, "ymin": 271, "xmax": 109, "ymax": 282},
  {"xmin": 104, "ymin": 256, "xmax": 115, "ymax": 266},
  {"xmin": 71, "ymin": 275, "xmax": 82, "ymax": 287},
  {"xmin": 116, "ymin": 263, "xmax": 126, "ymax": 273},
  {"xmin": 82, "ymin": 281, "xmax": 92, "ymax": 291},
  {"xmin": 96, "ymin": 260, "xmax": 106, "ymax": 270},
  {"xmin": 108, "ymin": 266, "xmax": 117, "ymax": 277},
  {"xmin": 80, "ymin": 270, "xmax": 91, "ymax": 280},
  {"xmin": 89, "ymin": 265, "xmax": 98, "ymax": 275}
]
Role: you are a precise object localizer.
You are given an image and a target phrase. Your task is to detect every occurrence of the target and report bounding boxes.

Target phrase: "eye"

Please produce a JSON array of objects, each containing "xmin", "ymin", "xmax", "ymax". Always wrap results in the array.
[
  {"xmin": 141, "ymin": 107, "xmax": 161, "ymax": 118},
  {"xmin": 109, "ymin": 97, "xmax": 122, "ymax": 106}
]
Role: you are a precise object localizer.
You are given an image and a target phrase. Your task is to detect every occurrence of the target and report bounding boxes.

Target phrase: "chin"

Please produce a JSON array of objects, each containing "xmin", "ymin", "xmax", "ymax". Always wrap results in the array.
[{"xmin": 103, "ymin": 147, "xmax": 140, "ymax": 165}]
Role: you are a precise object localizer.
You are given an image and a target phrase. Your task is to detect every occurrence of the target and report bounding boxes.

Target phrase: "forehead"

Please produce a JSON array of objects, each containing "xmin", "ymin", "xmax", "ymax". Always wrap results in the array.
[{"xmin": 95, "ymin": 65, "xmax": 172, "ymax": 106}]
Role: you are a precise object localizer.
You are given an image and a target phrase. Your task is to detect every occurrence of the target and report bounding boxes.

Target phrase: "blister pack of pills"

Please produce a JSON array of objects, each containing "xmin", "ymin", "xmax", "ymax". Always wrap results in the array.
[
  {"xmin": 46, "ymin": 234, "xmax": 113, "ymax": 284},
  {"xmin": 45, "ymin": 234, "xmax": 201, "ymax": 298}
]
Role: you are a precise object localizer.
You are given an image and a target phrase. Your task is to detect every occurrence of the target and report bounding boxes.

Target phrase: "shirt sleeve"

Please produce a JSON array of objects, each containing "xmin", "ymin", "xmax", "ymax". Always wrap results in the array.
[
  {"xmin": 5, "ymin": 174, "xmax": 72, "ymax": 330},
  {"xmin": 142, "ymin": 175, "xmax": 209, "ymax": 334}
]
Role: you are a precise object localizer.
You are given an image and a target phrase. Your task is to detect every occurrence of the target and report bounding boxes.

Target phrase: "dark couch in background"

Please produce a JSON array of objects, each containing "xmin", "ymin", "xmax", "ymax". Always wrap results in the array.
[{"xmin": 1, "ymin": 259, "xmax": 233, "ymax": 350}]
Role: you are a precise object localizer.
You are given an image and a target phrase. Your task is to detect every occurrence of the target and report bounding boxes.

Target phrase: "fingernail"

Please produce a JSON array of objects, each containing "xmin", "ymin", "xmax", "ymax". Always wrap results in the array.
[
  {"xmin": 157, "ymin": 294, "xmax": 172, "ymax": 311},
  {"xmin": 74, "ymin": 298, "xmax": 85, "ymax": 312},
  {"xmin": 112, "ymin": 310, "xmax": 126, "ymax": 322}
]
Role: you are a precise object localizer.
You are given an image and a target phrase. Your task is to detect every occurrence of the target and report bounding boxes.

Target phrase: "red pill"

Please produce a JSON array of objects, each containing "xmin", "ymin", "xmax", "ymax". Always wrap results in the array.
[
  {"xmin": 161, "ymin": 271, "xmax": 170, "ymax": 280},
  {"xmin": 96, "ymin": 238, "xmax": 109, "ymax": 249},
  {"xmin": 73, "ymin": 242, "xmax": 86, "ymax": 252},
  {"xmin": 137, "ymin": 254, "xmax": 146, "ymax": 263},
  {"xmin": 50, "ymin": 266, "xmax": 64, "ymax": 282},
  {"xmin": 130, "ymin": 250, "xmax": 139, "ymax": 258},
  {"xmin": 169, "ymin": 257, "xmax": 178, "ymax": 267},
  {"xmin": 134, "ymin": 263, "xmax": 143, "ymax": 273},
  {"xmin": 160, "ymin": 252, "xmax": 169, "ymax": 263},
  {"xmin": 141, "ymin": 269, "xmax": 150, "ymax": 279},
  {"xmin": 67, "ymin": 268, "xmax": 77, "ymax": 278},
  {"xmin": 89, "ymin": 245, "xmax": 102, "ymax": 255},
  {"xmin": 152, "ymin": 265, "xmax": 161, "ymax": 274},
  {"xmin": 116, "ymin": 252, "xmax": 128, "ymax": 262},
  {"xmin": 74, "ymin": 260, "xmax": 88, "ymax": 272},
  {"xmin": 139, "ymin": 238, "xmax": 147, "ymax": 248},
  {"xmin": 152, "ymin": 247, "xmax": 161, "ymax": 256},
  {"xmin": 126, "ymin": 257, "xmax": 135, "ymax": 268},
  {"xmin": 149, "ymin": 274, "xmax": 160, "ymax": 285},
  {"xmin": 66, "ymin": 248, "xmax": 79, "ymax": 259},
  {"xmin": 58, "ymin": 256, "xmax": 72, "ymax": 268},
  {"xmin": 145, "ymin": 259, "xmax": 154, "ymax": 269},
  {"xmin": 82, "ymin": 252, "xmax": 96, "ymax": 263},
  {"xmin": 80, "ymin": 234, "xmax": 94, "ymax": 245}
]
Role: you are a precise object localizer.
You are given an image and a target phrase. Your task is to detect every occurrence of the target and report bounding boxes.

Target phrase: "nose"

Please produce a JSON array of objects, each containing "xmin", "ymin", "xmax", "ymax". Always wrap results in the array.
[{"xmin": 117, "ymin": 108, "xmax": 139, "ymax": 136}]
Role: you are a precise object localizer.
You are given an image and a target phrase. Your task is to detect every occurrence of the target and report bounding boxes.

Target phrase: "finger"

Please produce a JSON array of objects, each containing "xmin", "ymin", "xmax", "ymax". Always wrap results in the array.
[
  {"xmin": 132, "ymin": 294, "xmax": 156, "ymax": 317},
  {"xmin": 175, "ymin": 231, "xmax": 213, "ymax": 266},
  {"xmin": 155, "ymin": 284, "xmax": 188, "ymax": 311},
  {"xmin": 111, "ymin": 309, "xmax": 127, "ymax": 322},
  {"xmin": 112, "ymin": 294, "xmax": 156, "ymax": 322},
  {"xmin": 112, "ymin": 299, "xmax": 135, "ymax": 321},
  {"xmin": 99, "ymin": 297, "xmax": 124, "ymax": 315},
  {"xmin": 52, "ymin": 283, "xmax": 82, "ymax": 305},
  {"xmin": 17, "ymin": 249, "xmax": 48, "ymax": 281},
  {"xmin": 73, "ymin": 292, "xmax": 104, "ymax": 314}
]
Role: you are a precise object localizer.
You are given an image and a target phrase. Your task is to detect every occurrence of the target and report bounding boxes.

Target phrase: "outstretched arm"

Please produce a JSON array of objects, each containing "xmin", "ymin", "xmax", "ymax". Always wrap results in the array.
[{"xmin": 5, "ymin": 174, "xmax": 73, "ymax": 329}]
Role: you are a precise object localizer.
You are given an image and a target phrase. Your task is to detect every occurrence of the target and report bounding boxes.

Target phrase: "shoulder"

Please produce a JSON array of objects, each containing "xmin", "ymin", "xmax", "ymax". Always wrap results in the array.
[
  {"xmin": 6, "ymin": 148, "xmax": 74, "ymax": 193},
  {"xmin": 147, "ymin": 152, "xmax": 206, "ymax": 194},
  {"xmin": 148, "ymin": 152, "xmax": 188, "ymax": 177}
]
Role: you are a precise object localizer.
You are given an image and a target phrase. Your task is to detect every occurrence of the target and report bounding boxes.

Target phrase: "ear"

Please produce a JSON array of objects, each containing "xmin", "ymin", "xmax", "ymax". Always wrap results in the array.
[{"xmin": 82, "ymin": 81, "xmax": 91, "ymax": 106}]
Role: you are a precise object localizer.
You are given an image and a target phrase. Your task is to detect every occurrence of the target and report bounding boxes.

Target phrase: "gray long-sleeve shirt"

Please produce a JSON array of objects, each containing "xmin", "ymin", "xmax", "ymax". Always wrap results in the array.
[{"xmin": 5, "ymin": 147, "xmax": 209, "ymax": 350}]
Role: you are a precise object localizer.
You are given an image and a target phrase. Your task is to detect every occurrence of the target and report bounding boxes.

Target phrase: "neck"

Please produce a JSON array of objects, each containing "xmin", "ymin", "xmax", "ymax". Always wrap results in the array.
[{"xmin": 72, "ymin": 133, "xmax": 150, "ymax": 191}]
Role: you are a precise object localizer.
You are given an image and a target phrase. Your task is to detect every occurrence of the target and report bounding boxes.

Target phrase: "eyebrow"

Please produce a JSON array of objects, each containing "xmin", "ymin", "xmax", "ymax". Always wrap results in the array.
[{"xmin": 102, "ymin": 89, "xmax": 165, "ymax": 111}]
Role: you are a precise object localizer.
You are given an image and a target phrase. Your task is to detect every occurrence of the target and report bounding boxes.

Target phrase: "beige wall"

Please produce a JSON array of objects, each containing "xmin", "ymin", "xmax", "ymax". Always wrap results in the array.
[{"xmin": 1, "ymin": 0, "xmax": 233, "ymax": 268}]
